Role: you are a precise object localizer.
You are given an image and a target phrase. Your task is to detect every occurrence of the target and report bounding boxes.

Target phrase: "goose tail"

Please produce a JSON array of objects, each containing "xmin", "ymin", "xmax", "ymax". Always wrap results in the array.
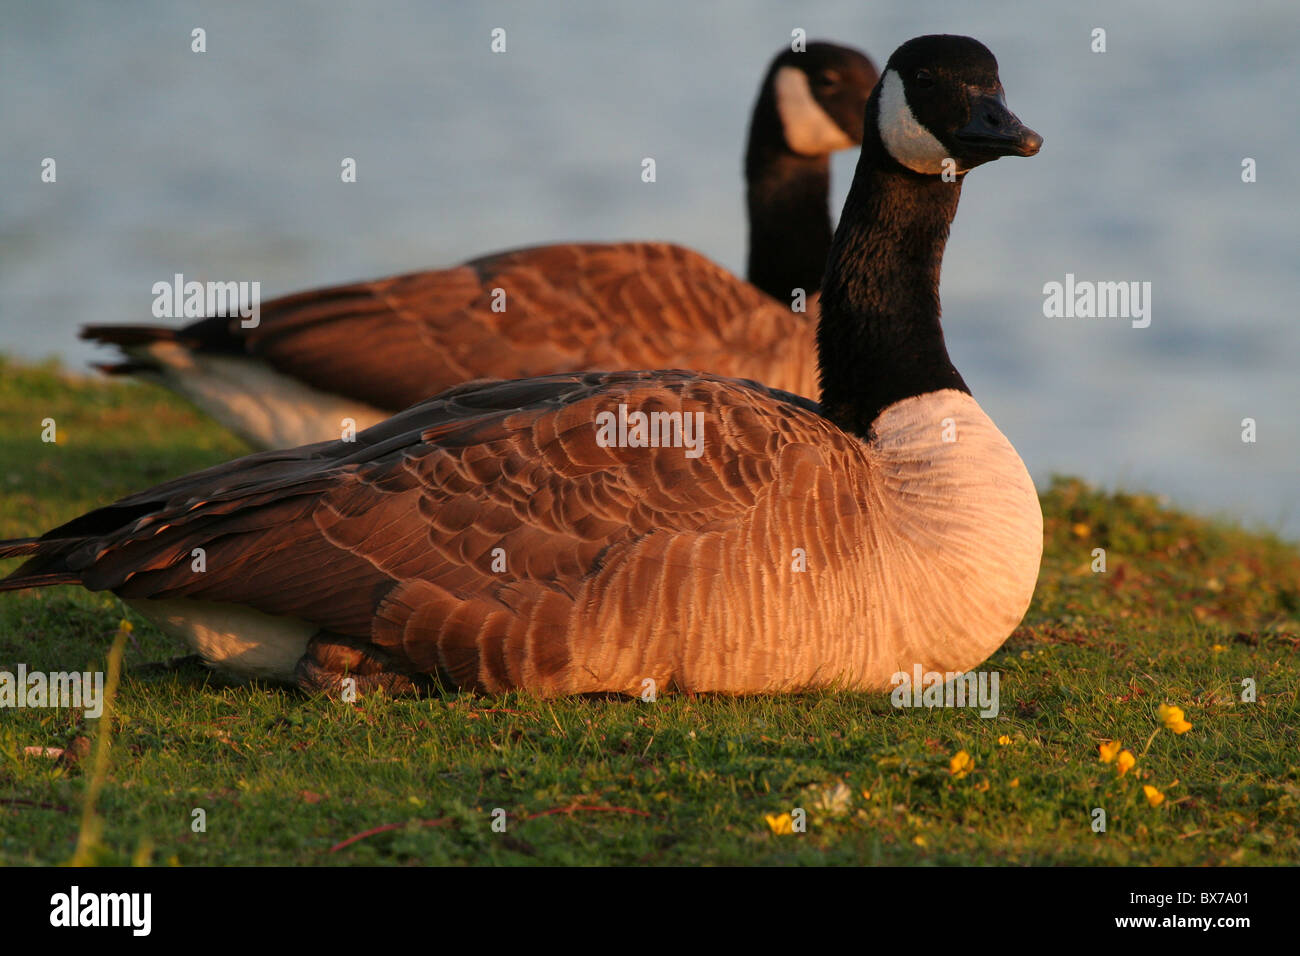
[
  {"xmin": 80, "ymin": 324, "xmax": 183, "ymax": 374},
  {"xmin": 80, "ymin": 324, "xmax": 181, "ymax": 348},
  {"xmin": 0, "ymin": 537, "xmax": 42, "ymax": 560},
  {"xmin": 0, "ymin": 537, "xmax": 81, "ymax": 590}
]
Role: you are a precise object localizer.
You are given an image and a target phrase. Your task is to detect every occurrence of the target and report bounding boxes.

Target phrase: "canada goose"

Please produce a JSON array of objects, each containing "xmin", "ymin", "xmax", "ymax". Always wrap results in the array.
[
  {"xmin": 79, "ymin": 42, "xmax": 878, "ymax": 450},
  {"xmin": 4, "ymin": 35, "xmax": 1043, "ymax": 697}
]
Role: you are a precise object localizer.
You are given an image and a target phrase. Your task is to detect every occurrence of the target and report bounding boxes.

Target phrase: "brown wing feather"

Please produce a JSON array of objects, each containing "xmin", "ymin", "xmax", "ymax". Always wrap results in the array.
[
  {"xmin": 230, "ymin": 242, "xmax": 818, "ymax": 407},
  {"xmin": 3, "ymin": 371, "xmax": 856, "ymax": 693}
]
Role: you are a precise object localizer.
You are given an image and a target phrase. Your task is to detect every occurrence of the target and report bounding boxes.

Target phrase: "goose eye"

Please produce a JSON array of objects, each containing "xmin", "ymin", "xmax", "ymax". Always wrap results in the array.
[
  {"xmin": 914, "ymin": 69, "xmax": 935, "ymax": 89},
  {"xmin": 812, "ymin": 69, "xmax": 840, "ymax": 90}
]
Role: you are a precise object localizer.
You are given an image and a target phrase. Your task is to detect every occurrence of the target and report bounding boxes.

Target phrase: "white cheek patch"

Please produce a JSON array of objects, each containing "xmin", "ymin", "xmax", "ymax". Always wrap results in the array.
[
  {"xmin": 774, "ymin": 66, "xmax": 854, "ymax": 156},
  {"xmin": 877, "ymin": 70, "xmax": 952, "ymax": 174}
]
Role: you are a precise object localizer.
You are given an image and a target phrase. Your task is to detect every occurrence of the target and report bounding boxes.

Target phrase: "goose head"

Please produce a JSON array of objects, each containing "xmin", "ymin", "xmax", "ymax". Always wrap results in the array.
[
  {"xmin": 817, "ymin": 35, "xmax": 1042, "ymax": 439},
  {"xmin": 767, "ymin": 42, "xmax": 879, "ymax": 156},
  {"xmin": 746, "ymin": 42, "xmax": 878, "ymax": 303},
  {"xmin": 872, "ymin": 34, "xmax": 1041, "ymax": 176}
]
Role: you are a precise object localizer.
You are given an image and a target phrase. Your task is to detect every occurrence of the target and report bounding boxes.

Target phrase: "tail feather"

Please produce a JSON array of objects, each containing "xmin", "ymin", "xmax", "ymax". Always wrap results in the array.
[
  {"xmin": 0, "ymin": 537, "xmax": 42, "ymax": 560},
  {"xmin": 0, "ymin": 537, "xmax": 80, "ymax": 591},
  {"xmin": 80, "ymin": 324, "xmax": 181, "ymax": 347},
  {"xmin": 92, "ymin": 360, "xmax": 160, "ymax": 376},
  {"xmin": 0, "ymin": 570, "xmax": 82, "ymax": 591},
  {"xmin": 81, "ymin": 325, "xmax": 177, "ymax": 375}
]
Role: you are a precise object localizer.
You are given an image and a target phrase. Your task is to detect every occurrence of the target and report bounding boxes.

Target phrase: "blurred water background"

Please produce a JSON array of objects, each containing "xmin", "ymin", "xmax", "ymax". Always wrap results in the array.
[{"xmin": 2, "ymin": 0, "xmax": 1297, "ymax": 535}]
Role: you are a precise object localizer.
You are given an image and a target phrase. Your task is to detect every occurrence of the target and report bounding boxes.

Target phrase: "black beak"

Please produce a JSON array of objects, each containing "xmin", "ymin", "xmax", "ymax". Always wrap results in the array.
[{"xmin": 955, "ymin": 90, "xmax": 1042, "ymax": 157}]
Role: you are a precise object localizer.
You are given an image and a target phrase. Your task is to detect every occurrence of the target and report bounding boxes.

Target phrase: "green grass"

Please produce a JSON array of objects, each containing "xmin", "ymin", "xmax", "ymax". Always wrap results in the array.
[{"xmin": 1, "ymin": 355, "xmax": 1297, "ymax": 865}]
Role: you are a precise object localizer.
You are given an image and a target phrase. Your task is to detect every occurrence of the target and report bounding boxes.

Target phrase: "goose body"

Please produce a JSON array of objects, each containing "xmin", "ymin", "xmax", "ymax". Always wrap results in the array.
[
  {"xmin": 3, "ymin": 36, "xmax": 1043, "ymax": 696},
  {"xmin": 1, "ymin": 374, "xmax": 1038, "ymax": 694},
  {"xmin": 80, "ymin": 43, "xmax": 878, "ymax": 449}
]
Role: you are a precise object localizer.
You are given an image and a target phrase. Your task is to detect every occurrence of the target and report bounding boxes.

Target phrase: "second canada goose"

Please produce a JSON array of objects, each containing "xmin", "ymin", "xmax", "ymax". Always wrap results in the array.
[
  {"xmin": 4, "ymin": 35, "xmax": 1042, "ymax": 697},
  {"xmin": 79, "ymin": 42, "xmax": 878, "ymax": 449}
]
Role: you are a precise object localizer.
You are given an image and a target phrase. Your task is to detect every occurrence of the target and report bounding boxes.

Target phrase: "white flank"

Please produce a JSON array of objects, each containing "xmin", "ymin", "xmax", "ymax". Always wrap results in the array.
[
  {"xmin": 774, "ymin": 66, "xmax": 854, "ymax": 155},
  {"xmin": 129, "ymin": 598, "xmax": 314, "ymax": 683},
  {"xmin": 876, "ymin": 70, "xmax": 952, "ymax": 174},
  {"xmin": 135, "ymin": 342, "xmax": 388, "ymax": 449}
]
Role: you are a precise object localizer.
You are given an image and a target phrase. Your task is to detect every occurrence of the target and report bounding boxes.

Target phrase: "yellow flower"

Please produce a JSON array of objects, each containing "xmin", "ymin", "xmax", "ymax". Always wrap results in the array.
[
  {"xmin": 1211, "ymin": 644, "xmax": 1227, "ymax": 654},
  {"xmin": 913, "ymin": 835, "xmax": 927, "ymax": 847},
  {"xmin": 1158, "ymin": 704, "xmax": 1193, "ymax": 734},
  {"xmin": 1116, "ymin": 750, "xmax": 1136, "ymax": 776},
  {"xmin": 1098, "ymin": 739, "xmax": 1122, "ymax": 763},
  {"xmin": 1071, "ymin": 522, "xmax": 1090, "ymax": 538},
  {"xmin": 997, "ymin": 735, "xmax": 1012, "ymax": 746},
  {"xmin": 949, "ymin": 750, "xmax": 973, "ymax": 779},
  {"xmin": 765, "ymin": 812, "xmax": 794, "ymax": 835},
  {"xmin": 1009, "ymin": 778, "xmax": 1019, "ymax": 788},
  {"xmin": 1142, "ymin": 785, "xmax": 1165, "ymax": 808}
]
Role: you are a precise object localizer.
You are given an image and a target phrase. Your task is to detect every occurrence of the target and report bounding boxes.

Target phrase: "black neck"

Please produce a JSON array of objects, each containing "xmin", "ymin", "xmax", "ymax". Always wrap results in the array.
[
  {"xmin": 745, "ymin": 145, "xmax": 836, "ymax": 304},
  {"xmin": 815, "ymin": 140, "xmax": 969, "ymax": 439}
]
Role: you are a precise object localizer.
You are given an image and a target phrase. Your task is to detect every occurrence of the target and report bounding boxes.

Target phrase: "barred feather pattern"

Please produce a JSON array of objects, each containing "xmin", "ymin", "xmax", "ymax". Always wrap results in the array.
[
  {"xmin": 82, "ymin": 243, "xmax": 821, "ymax": 448},
  {"xmin": 1, "ymin": 373, "xmax": 1040, "ymax": 695}
]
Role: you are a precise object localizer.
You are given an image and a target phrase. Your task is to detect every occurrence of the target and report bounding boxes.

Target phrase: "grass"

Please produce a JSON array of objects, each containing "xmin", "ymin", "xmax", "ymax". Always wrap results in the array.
[{"xmin": 1, "ymin": 354, "xmax": 1297, "ymax": 866}]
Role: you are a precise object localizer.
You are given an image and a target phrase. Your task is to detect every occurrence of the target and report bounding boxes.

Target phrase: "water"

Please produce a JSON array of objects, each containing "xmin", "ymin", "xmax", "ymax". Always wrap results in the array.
[{"xmin": 2, "ymin": 0, "xmax": 1297, "ymax": 536}]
